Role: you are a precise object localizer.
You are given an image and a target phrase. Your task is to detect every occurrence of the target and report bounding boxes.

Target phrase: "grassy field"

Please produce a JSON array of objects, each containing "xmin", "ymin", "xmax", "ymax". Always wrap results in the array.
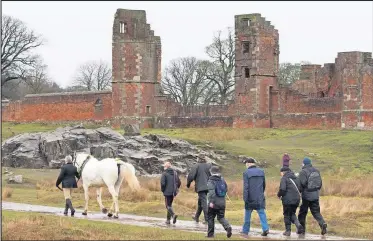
[
  {"xmin": 2, "ymin": 210, "xmax": 242, "ymax": 240},
  {"xmin": 2, "ymin": 122, "xmax": 373, "ymax": 239}
]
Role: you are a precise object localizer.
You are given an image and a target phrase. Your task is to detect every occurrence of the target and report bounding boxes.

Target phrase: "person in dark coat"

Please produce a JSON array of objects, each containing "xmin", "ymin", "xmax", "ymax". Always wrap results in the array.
[
  {"xmin": 56, "ymin": 155, "xmax": 80, "ymax": 217},
  {"xmin": 282, "ymin": 153, "xmax": 291, "ymax": 167},
  {"xmin": 187, "ymin": 153, "xmax": 212, "ymax": 224},
  {"xmin": 297, "ymin": 157, "xmax": 327, "ymax": 235},
  {"xmin": 277, "ymin": 166, "xmax": 304, "ymax": 236},
  {"xmin": 206, "ymin": 166, "xmax": 232, "ymax": 238},
  {"xmin": 240, "ymin": 157, "xmax": 269, "ymax": 238},
  {"xmin": 160, "ymin": 161, "xmax": 181, "ymax": 225}
]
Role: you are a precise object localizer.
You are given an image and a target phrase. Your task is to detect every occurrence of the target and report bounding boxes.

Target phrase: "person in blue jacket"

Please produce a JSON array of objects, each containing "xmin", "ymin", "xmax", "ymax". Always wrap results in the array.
[{"xmin": 240, "ymin": 157, "xmax": 270, "ymax": 238}]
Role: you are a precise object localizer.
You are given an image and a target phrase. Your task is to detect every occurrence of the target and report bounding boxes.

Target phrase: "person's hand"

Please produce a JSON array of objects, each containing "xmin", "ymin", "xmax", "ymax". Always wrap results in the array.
[
  {"xmin": 56, "ymin": 185, "xmax": 63, "ymax": 191},
  {"xmin": 186, "ymin": 184, "xmax": 190, "ymax": 188},
  {"xmin": 209, "ymin": 203, "xmax": 214, "ymax": 208}
]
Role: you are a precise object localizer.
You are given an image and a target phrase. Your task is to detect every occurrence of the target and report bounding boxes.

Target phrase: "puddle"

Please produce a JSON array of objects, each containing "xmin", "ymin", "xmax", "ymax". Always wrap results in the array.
[{"xmin": 2, "ymin": 202, "xmax": 364, "ymax": 240}]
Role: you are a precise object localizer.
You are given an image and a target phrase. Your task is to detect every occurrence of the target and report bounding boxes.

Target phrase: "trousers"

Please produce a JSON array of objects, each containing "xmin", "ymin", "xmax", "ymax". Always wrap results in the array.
[
  {"xmin": 207, "ymin": 207, "xmax": 231, "ymax": 237},
  {"xmin": 298, "ymin": 199, "xmax": 325, "ymax": 231},
  {"xmin": 195, "ymin": 191, "xmax": 208, "ymax": 222}
]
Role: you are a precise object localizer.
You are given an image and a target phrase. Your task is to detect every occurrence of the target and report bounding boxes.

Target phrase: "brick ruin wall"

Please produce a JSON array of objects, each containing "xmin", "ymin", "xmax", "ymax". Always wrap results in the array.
[{"xmin": 2, "ymin": 10, "xmax": 373, "ymax": 130}]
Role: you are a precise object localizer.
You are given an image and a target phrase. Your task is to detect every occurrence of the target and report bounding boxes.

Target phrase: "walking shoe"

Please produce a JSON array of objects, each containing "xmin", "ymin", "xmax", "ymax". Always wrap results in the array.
[
  {"xmin": 321, "ymin": 223, "xmax": 328, "ymax": 235},
  {"xmin": 71, "ymin": 209, "xmax": 75, "ymax": 217},
  {"xmin": 239, "ymin": 231, "xmax": 249, "ymax": 238},
  {"xmin": 296, "ymin": 225, "xmax": 305, "ymax": 234},
  {"xmin": 283, "ymin": 231, "xmax": 291, "ymax": 236},
  {"xmin": 261, "ymin": 230, "xmax": 269, "ymax": 236},
  {"xmin": 165, "ymin": 220, "xmax": 171, "ymax": 225},
  {"xmin": 226, "ymin": 227, "xmax": 232, "ymax": 238},
  {"xmin": 173, "ymin": 215, "xmax": 178, "ymax": 224},
  {"xmin": 192, "ymin": 216, "xmax": 199, "ymax": 223}
]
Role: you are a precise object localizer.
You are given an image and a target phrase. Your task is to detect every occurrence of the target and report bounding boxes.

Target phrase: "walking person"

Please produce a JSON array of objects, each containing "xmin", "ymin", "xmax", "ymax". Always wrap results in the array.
[
  {"xmin": 240, "ymin": 157, "xmax": 270, "ymax": 238},
  {"xmin": 56, "ymin": 155, "xmax": 80, "ymax": 217},
  {"xmin": 277, "ymin": 166, "xmax": 304, "ymax": 236},
  {"xmin": 187, "ymin": 153, "xmax": 212, "ymax": 224},
  {"xmin": 282, "ymin": 153, "xmax": 291, "ymax": 167},
  {"xmin": 160, "ymin": 161, "xmax": 181, "ymax": 225},
  {"xmin": 206, "ymin": 166, "xmax": 232, "ymax": 238},
  {"xmin": 297, "ymin": 157, "xmax": 327, "ymax": 235}
]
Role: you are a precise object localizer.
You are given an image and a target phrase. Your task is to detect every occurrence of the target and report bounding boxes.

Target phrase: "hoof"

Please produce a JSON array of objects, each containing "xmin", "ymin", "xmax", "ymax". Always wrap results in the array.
[
  {"xmin": 82, "ymin": 212, "xmax": 87, "ymax": 216},
  {"xmin": 108, "ymin": 213, "xmax": 113, "ymax": 218},
  {"xmin": 102, "ymin": 208, "xmax": 108, "ymax": 214},
  {"xmin": 114, "ymin": 215, "xmax": 119, "ymax": 219}
]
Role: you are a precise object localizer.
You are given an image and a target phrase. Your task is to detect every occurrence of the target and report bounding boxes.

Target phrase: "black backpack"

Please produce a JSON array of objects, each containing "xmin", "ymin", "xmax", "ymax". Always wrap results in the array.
[{"xmin": 305, "ymin": 168, "xmax": 322, "ymax": 192}]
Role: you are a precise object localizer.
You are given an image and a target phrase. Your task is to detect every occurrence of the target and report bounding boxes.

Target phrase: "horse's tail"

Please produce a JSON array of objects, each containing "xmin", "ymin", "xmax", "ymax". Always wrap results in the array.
[{"xmin": 116, "ymin": 160, "xmax": 141, "ymax": 191}]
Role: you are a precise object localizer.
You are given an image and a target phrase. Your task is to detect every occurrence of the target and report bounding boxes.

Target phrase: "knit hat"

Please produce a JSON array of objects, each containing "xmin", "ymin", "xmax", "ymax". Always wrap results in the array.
[
  {"xmin": 243, "ymin": 157, "xmax": 256, "ymax": 164},
  {"xmin": 280, "ymin": 166, "xmax": 291, "ymax": 172},
  {"xmin": 303, "ymin": 157, "xmax": 312, "ymax": 165},
  {"xmin": 210, "ymin": 166, "xmax": 220, "ymax": 174}
]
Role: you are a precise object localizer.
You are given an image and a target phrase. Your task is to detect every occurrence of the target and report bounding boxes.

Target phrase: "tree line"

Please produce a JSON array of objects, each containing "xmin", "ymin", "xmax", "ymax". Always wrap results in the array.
[{"xmin": 1, "ymin": 15, "xmax": 308, "ymax": 103}]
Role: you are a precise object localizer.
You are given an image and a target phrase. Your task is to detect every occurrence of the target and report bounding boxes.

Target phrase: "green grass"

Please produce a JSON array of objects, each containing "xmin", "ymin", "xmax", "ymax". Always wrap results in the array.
[{"xmin": 2, "ymin": 210, "xmax": 242, "ymax": 240}]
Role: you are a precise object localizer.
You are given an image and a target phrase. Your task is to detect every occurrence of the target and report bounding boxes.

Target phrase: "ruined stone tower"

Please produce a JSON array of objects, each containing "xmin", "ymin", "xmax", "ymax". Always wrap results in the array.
[
  {"xmin": 234, "ymin": 14, "xmax": 279, "ymax": 126},
  {"xmin": 111, "ymin": 9, "xmax": 161, "ymax": 125}
]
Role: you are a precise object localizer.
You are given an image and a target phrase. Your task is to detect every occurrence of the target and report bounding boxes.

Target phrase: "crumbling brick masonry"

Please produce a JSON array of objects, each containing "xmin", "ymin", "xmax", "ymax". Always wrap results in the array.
[{"xmin": 2, "ymin": 9, "xmax": 373, "ymax": 130}]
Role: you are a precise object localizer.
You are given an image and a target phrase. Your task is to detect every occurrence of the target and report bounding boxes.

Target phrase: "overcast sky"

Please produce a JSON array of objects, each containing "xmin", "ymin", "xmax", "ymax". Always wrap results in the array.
[{"xmin": 3, "ymin": 1, "xmax": 373, "ymax": 88}]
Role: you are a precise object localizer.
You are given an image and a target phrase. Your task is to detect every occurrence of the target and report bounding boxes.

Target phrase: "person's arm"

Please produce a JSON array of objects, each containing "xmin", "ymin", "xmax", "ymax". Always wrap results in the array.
[
  {"xmin": 319, "ymin": 170, "xmax": 323, "ymax": 190},
  {"xmin": 263, "ymin": 174, "xmax": 266, "ymax": 192},
  {"xmin": 177, "ymin": 173, "xmax": 181, "ymax": 188},
  {"xmin": 186, "ymin": 165, "xmax": 197, "ymax": 188},
  {"xmin": 160, "ymin": 173, "xmax": 166, "ymax": 193},
  {"xmin": 74, "ymin": 167, "xmax": 80, "ymax": 180},
  {"xmin": 207, "ymin": 179, "xmax": 215, "ymax": 207},
  {"xmin": 243, "ymin": 172, "xmax": 249, "ymax": 202},
  {"xmin": 299, "ymin": 170, "xmax": 307, "ymax": 190},
  {"xmin": 56, "ymin": 167, "xmax": 65, "ymax": 187},
  {"xmin": 277, "ymin": 177, "xmax": 286, "ymax": 198}
]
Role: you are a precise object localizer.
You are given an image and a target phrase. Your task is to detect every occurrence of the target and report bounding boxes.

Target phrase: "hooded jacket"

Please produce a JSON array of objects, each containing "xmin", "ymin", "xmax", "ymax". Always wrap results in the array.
[
  {"xmin": 187, "ymin": 162, "xmax": 212, "ymax": 193},
  {"xmin": 207, "ymin": 174, "xmax": 227, "ymax": 210},
  {"xmin": 277, "ymin": 170, "xmax": 302, "ymax": 205},
  {"xmin": 243, "ymin": 165, "xmax": 266, "ymax": 210},
  {"xmin": 299, "ymin": 164, "xmax": 322, "ymax": 201},
  {"xmin": 161, "ymin": 167, "xmax": 181, "ymax": 196}
]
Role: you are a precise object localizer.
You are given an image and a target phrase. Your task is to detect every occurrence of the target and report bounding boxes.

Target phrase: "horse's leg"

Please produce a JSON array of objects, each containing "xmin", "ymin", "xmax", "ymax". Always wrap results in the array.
[
  {"xmin": 114, "ymin": 180, "xmax": 123, "ymax": 217},
  {"xmin": 82, "ymin": 184, "xmax": 89, "ymax": 215},
  {"xmin": 96, "ymin": 187, "xmax": 107, "ymax": 214},
  {"xmin": 107, "ymin": 185, "xmax": 119, "ymax": 218},
  {"xmin": 107, "ymin": 201, "xmax": 115, "ymax": 218}
]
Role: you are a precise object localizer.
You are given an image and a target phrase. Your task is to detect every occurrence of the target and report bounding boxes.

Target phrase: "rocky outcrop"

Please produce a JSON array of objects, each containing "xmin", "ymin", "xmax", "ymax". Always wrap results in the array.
[{"xmin": 1, "ymin": 125, "xmax": 227, "ymax": 175}]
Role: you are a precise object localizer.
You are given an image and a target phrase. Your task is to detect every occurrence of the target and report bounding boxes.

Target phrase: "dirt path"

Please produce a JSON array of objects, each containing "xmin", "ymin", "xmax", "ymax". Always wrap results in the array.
[{"xmin": 2, "ymin": 202, "xmax": 363, "ymax": 240}]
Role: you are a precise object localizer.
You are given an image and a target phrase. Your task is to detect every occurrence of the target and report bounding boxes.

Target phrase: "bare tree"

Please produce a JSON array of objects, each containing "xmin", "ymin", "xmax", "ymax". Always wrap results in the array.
[
  {"xmin": 1, "ymin": 15, "xmax": 44, "ymax": 86},
  {"xmin": 161, "ymin": 57, "xmax": 213, "ymax": 106},
  {"xmin": 72, "ymin": 60, "xmax": 112, "ymax": 91},
  {"xmin": 278, "ymin": 61, "xmax": 311, "ymax": 86},
  {"xmin": 23, "ymin": 62, "xmax": 50, "ymax": 94},
  {"xmin": 205, "ymin": 27, "xmax": 235, "ymax": 104}
]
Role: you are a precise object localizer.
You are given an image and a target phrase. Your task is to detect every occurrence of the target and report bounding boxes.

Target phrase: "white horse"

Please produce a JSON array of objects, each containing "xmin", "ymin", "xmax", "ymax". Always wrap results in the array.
[{"xmin": 72, "ymin": 152, "xmax": 140, "ymax": 218}]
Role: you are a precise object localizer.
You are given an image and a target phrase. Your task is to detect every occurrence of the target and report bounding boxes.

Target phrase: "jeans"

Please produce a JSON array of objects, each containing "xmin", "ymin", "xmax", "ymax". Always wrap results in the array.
[
  {"xmin": 241, "ymin": 208, "xmax": 269, "ymax": 234},
  {"xmin": 194, "ymin": 191, "xmax": 208, "ymax": 222},
  {"xmin": 207, "ymin": 208, "xmax": 231, "ymax": 237},
  {"xmin": 298, "ymin": 199, "xmax": 325, "ymax": 231}
]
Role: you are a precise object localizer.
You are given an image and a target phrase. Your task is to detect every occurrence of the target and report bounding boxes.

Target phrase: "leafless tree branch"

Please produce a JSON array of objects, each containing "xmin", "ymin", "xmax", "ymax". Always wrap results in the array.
[
  {"xmin": 1, "ymin": 15, "xmax": 44, "ymax": 86},
  {"xmin": 72, "ymin": 60, "xmax": 112, "ymax": 91}
]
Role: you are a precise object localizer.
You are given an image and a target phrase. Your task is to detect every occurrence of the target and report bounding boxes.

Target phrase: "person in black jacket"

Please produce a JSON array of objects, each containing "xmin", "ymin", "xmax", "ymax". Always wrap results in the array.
[
  {"xmin": 187, "ymin": 153, "xmax": 212, "ymax": 224},
  {"xmin": 297, "ymin": 157, "xmax": 327, "ymax": 235},
  {"xmin": 160, "ymin": 161, "xmax": 181, "ymax": 225},
  {"xmin": 56, "ymin": 155, "xmax": 80, "ymax": 217},
  {"xmin": 277, "ymin": 167, "xmax": 304, "ymax": 236},
  {"xmin": 206, "ymin": 166, "xmax": 232, "ymax": 238}
]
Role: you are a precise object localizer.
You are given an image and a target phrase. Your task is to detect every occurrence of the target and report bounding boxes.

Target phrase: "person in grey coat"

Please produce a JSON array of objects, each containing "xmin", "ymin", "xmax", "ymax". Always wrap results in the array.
[
  {"xmin": 187, "ymin": 153, "xmax": 212, "ymax": 224},
  {"xmin": 277, "ymin": 166, "xmax": 304, "ymax": 236},
  {"xmin": 161, "ymin": 161, "xmax": 181, "ymax": 225},
  {"xmin": 297, "ymin": 157, "xmax": 327, "ymax": 235},
  {"xmin": 56, "ymin": 155, "xmax": 80, "ymax": 217},
  {"xmin": 206, "ymin": 166, "xmax": 232, "ymax": 238}
]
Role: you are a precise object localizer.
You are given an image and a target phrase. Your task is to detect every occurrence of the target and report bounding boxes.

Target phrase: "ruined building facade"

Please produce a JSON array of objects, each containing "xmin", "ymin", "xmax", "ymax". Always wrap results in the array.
[{"xmin": 2, "ymin": 9, "xmax": 373, "ymax": 130}]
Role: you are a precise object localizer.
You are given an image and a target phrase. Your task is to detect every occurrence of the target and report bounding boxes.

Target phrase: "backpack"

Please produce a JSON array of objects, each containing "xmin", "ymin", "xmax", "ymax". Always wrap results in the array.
[
  {"xmin": 215, "ymin": 178, "xmax": 227, "ymax": 197},
  {"xmin": 306, "ymin": 169, "xmax": 322, "ymax": 192}
]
